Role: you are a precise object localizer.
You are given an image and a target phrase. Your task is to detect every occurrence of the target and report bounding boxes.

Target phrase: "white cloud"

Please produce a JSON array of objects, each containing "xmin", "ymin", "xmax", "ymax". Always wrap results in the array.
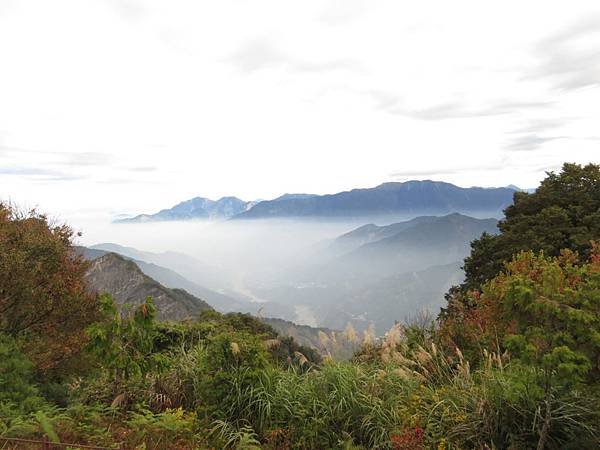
[{"xmin": 0, "ymin": 0, "xmax": 599, "ymax": 223}]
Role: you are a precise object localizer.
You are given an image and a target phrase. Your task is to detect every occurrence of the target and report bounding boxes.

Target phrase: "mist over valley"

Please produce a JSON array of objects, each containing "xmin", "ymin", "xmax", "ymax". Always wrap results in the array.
[{"xmin": 73, "ymin": 180, "xmax": 512, "ymax": 335}]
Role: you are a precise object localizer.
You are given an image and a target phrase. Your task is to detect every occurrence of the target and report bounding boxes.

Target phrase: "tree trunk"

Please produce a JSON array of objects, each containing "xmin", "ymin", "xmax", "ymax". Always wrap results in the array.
[{"xmin": 536, "ymin": 399, "xmax": 551, "ymax": 450}]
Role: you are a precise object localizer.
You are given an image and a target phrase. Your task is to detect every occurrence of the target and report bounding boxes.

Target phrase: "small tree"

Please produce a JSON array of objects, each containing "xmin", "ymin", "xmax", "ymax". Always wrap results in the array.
[
  {"xmin": 0, "ymin": 333, "xmax": 45, "ymax": 412},
  {"xmin": 86, "ymin": 295, "xmax": 164, "ymax": 388},
  {"xmin": 0, "ymin": 203, "xmax": 99, "ymax": 372}
]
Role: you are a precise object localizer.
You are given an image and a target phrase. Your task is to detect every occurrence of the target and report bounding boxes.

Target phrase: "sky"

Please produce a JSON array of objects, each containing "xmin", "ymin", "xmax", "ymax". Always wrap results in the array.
[{"xmin": 1, "ymin": 0, "xmax": 599, "ymax": 222}]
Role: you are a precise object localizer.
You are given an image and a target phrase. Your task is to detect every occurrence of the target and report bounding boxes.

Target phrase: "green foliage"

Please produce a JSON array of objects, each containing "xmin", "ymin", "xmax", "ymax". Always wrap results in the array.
[
  {"xmin": 0, "ymin": 333, "xmax": 45, "ymax": 413},
  {"xmin": 461, "ymin": 163, "xmax": 600, "ymax": 290},
  {"xmin": 445, "ymin": 249, "xmax": 600, "ymax": 387},
  {"xmin": 210, "ymin": 420, "xmax": 262, "ymax": 449},
  {"xmin": 126, "ymin": 407, "xmax": 199, "ymax": 448},
  {"xmin": 86, "ymin": 295, "xmax": 166, "ymax": 392}
]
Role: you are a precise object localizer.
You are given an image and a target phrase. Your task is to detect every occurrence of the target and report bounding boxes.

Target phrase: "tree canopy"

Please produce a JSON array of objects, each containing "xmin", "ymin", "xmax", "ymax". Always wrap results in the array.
[
  {"xmin": 0, "ymin": 204, "xmax": 99, "ymax": 372},
  {"xmin": 461, "ymin": 163, "xmax": 600, "ymax": 291}
]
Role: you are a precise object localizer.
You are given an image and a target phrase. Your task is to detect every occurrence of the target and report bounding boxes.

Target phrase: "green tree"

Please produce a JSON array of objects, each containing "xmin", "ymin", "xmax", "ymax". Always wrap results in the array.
[
  {"xmin": 444, "ymin": 248, "xmax": 600, "ymax": 379},
  {"xmin": 0, "ymin": 333, "xmax": 44, "ymax": 412},
  {"xmin": 461, "ymin": 163, "xmax": 600, "ymax": 291},
  {"xmin": 498, "ymin": 250, "xmax": 599, "ymax": 382},
  {"xmin": 441, "ymin": 248, "xmax": 600, "ymax": 449},
  {"xmin": 86, "ymin": 295, "xmax": 164, "ymax": 388}
]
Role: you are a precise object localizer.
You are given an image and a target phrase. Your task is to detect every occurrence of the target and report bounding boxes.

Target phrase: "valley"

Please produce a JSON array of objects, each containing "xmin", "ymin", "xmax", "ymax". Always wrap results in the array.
[{"xmin": 80, "ymin": 193, "xmax": 503, "ymax": 338}]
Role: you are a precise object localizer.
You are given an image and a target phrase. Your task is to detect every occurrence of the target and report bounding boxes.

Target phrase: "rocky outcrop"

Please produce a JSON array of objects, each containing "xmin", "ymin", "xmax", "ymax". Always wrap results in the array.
[{"xmin": 85, "ymin": 252, "xmax": 212, "ymax": 321}]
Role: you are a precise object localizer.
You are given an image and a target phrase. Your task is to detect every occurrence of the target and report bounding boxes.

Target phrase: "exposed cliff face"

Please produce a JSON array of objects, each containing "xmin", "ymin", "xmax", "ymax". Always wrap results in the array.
[{"xmin": 85, "ymin": 252, "xmax": 212, "ymax": 321}]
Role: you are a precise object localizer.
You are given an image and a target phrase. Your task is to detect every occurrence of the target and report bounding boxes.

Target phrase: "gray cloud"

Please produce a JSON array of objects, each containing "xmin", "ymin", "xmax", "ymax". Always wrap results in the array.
[
  {"xmin": 365, "ymin": 89, "xmax": 401, "ymax": 111},
  {"xmin": 510, "ymin": 118, "xmax": 568, "ymax": 134},
  {"xmin": 0, "ymin": 166, "xmax": 84, "ymax": 181},
  {"xmin": 322, "ymin": 87, "xmax": 553, "ymax": 120},
  {"xmin": 525, "ymin": 15, "xmax": 600, "ymax": 91},
  {"xmin": 0, "ymin": 167, "xmax": 58, "ymax": 176},
  {"xmin": 389, "ymin": 160, "xmax": 511, "ymax": 179},
  {"xmin": 503, "ymin": 134, "xmax": 567, "ymax": 152},
  {"xmin": 318, "ymin": 0, "xmax": 371, "ymax": 26},
  {"xmin": 292, "ymin": 59, "xmax": 364, "ymax": 73},
  {"xmin": 389, "ymin": 168, "xmax": 461, "ymax": 178},
  {"xmin": 225, "ymin": 39, "xmax": 363, "ymax": 75},
  {"xmin": 0, "ymin": 146, "xmax": 114, "ymax": 167},
  {"xmin": 104, "ymin": 0, "xmax": 146, "ymax": 22},
  {"xmin": 127, "ymin": 166, "xmax": 158, "ymax": 172},
  {"xmin": 226, "ymin": 40, "xmax": 286, "ymax": 73},
  {"xmin": 64, "ymin": 152, "xmax": 115, "ymax": 167},
  {"xmin": 95, "ymin": 177, "xmax": 155, "ymax": 185},
  {"xmin": 376, "ymin": 96, "xmax": 552, "ymax": 120}
]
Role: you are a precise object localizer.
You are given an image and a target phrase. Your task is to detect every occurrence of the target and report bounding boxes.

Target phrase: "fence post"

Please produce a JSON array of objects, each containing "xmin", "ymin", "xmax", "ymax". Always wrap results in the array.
[{"xmin": 42, "ymin": 436, "xmax": 50, "ymax": 450}]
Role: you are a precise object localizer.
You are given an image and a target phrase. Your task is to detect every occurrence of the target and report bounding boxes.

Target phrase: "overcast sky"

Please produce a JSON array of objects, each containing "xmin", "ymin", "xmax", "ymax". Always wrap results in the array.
[{"xmin": 1, "ymin": 0, "xmax": 599, "ymax": 220}]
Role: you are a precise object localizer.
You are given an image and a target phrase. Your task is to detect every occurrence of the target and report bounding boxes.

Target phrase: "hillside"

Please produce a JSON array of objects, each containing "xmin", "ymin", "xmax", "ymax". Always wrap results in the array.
[
  {"xmin": 85, "ymin": 252, "xmax": 213, "ymax": 320},
  {"xmin": 320, "ymin": 262, "xmax": 463, "ymax": 334},
  {"xmin": 78, "ymin": 246, "xmax": 244, "ymax": 312},
  {"xmin": 327, "ymin": 215, "xmax": 439, "ymax": 256},
  {"xmin": 333, "ymin": 213, "xmax": 498, "ymax": 280},
  {"xmin": 233, "ymin": 180, "xmax": 515, "ymax": 219},
  {"xmin": 89, "ymin": 243, "xmax": 229, "ymax": 291}
]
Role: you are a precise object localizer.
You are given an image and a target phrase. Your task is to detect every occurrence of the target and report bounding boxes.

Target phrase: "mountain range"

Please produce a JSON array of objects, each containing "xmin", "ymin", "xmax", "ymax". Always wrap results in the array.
[
  {"xmin": 300, "ymin": 213, "xmax": 499, "ymax": 284},
  {"xmin": 334, "ymin": 213, "xmax": 498, "ymax": 279},
  {"xmin": 117, "ymin": 196, "xmax": 257, "ymax": 223},
  {"xmin": 246, "ymin": 213, "xmax": 499, "ymax": 333},
  {"xmin": 233, "ymin": 181, "xmax": 515, "ymax": 219},
  {"xmin": 117, "ymin": 180, "xmax": 517, "ymax": 223}
]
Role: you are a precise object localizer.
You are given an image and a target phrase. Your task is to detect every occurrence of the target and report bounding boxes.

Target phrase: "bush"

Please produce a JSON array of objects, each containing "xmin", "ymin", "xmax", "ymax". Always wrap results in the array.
[{"xmin": 0, "ymin": 334, "xmax": 45, "ymax": 413}]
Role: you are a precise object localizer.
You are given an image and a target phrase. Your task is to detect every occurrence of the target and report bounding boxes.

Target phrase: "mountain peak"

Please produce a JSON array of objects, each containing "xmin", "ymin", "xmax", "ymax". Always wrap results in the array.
[
  {"xmin": 84, "ymin": 252, "xmax": 212, "ymax": 320},
  {"xmin": 116, "ymin": 195, "xmax": 255, "ymax": 223}
]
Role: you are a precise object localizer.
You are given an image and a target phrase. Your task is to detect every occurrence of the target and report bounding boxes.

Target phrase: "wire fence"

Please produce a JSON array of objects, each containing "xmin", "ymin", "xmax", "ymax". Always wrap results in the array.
[{"xmin": 0, "ymin": 437, "xmax": 122, "ymax": 450}]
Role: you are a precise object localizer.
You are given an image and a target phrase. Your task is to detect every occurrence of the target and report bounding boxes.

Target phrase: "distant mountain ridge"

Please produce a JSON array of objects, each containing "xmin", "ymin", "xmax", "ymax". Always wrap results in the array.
[
  {"xmin": 117, "ymin": 196, "xmax": 257, "ymax": 223},
  {"xmin": 327, "ymin": 216, "xmax": 439, "ymax": 256},
  {"xmin": 336, "ymin": 213, "xmax": 498, "ymax": 279},
  {"xmin": 233, "ymin": 180, "xmax": 516, "ymax": 219},
  {"xmin": 115, "ymin": 180, "xmax": 516, "ymax": 223},
  {"xmin": 254, "ymin": 213, "xmax": 498, "ymax": 334}
]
